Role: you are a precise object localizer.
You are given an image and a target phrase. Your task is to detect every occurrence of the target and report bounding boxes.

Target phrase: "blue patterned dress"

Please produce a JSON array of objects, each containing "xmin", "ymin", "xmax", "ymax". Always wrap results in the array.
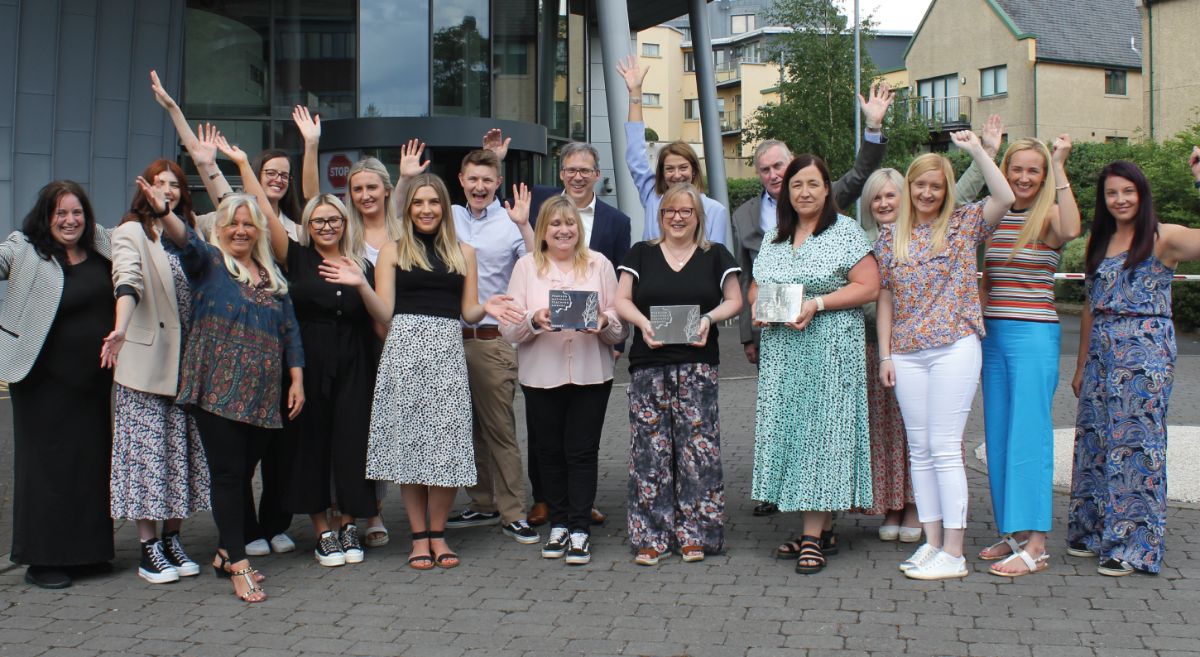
[{"xmin": 1068, "ymin": 252, "xmax": 1175, "ymax": 573}]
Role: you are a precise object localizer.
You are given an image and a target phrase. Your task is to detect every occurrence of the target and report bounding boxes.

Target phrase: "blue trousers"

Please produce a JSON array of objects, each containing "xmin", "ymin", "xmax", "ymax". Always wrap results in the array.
[{"xmin": 981, "ymin": 319, "xmax": 1059, "ymax": 534}]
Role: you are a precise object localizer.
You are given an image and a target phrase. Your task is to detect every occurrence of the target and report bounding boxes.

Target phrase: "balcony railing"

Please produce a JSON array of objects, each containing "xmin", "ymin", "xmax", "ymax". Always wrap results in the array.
[
  {"xmin": 907, "ymin": 95, "xmax": 972, "ymax": 129},
  {"xmin": 720, "ymin": 109, "xmax": 742, "ymax": 134}
]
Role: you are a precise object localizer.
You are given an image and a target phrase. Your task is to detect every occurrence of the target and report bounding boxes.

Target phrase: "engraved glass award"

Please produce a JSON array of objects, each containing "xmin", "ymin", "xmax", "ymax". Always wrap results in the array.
[
  {"xmin": 549, "ymin": 290, "xmax": 600, "ymax": 330},
  {"xmin": 754, "ymin": 283, "xmax": 805, "ymax": 323},
  {"xmin": 649, "ymin": 304, "xmax": 702, "ymax": 344}
]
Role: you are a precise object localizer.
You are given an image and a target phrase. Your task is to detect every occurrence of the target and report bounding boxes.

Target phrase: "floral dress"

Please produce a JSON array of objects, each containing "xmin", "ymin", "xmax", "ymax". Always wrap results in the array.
[{"xmin": 1069, "ymin": 251, "xmax": 1175, "ymax": 573}]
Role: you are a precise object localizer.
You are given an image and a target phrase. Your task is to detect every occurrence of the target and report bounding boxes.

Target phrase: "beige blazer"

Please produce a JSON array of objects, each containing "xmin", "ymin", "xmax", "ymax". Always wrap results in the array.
[{"xmin": 111, "ymin": 221, "xmax": 183, "ymax": 396}]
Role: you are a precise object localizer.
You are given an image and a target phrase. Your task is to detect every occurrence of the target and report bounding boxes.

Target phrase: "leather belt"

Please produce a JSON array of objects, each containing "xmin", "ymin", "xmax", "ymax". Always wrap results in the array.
[{"xmin": 462, "ymin": 325, "xmax": 502, "ymax": 340}]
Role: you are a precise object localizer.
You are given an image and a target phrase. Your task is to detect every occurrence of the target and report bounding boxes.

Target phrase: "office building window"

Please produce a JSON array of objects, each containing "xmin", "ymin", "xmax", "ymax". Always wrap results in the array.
[
  {"xmin": 684, "ymin": 99, "xmax": 700, "ymax": 120},
  {"xmin": 642, "ymin": 42, "xmax": 660, "ymax": 57},
  {"xmin": 731, "ymin": 14, "xmax": 755, "ymax": 34},
  {"xmin": 1105, "ymin": 69, "xmax": 1127, "ymax": 95},
  {"xmin": 432, "ymin": 0, "xmax": 491, "ymax": 117},
  {"xmin": 980, "ymin": 65, "xmax": 1007, "ymax": 97},
  {"xmin": 360, "ymin": 0, "xmax": 430, "ymax": 117}
]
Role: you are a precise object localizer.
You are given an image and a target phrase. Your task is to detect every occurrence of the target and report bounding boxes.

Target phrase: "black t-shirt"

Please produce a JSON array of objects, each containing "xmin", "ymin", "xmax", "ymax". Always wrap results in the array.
[{"xmin": 618, "ymin": 240, "xmax": 740, "ymax": 371}]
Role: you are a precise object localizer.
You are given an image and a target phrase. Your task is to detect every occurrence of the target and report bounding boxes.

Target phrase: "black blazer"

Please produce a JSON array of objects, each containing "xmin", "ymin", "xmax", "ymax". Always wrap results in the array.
[{"xmin": 530, "ymin": 185, "xmax": 632, "ymax": 271}]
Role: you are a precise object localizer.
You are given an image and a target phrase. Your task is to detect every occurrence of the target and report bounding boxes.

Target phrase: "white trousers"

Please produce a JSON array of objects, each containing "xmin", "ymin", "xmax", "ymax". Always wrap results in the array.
[{"xmin": 891, "ymin": 335, "xmax": 981, "ymax": 529}]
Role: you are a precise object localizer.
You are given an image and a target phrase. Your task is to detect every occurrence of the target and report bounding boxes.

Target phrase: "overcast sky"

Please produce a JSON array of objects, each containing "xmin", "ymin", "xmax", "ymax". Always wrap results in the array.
[{"xmin": 834, "ymin": 0, "xmax": 935, "ymax": 32}]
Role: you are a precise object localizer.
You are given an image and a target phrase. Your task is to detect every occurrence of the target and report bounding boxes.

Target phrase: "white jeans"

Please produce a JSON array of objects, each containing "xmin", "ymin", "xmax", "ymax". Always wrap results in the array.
[{"xmin": 891, "ymin": 335, "xmax": 981, "ymax": 530}]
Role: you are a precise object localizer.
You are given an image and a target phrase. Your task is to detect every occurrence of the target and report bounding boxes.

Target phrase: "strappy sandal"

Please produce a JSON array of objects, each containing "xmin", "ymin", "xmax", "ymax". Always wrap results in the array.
[
  {"xmin": 820, "ymin": 529, "xmax": 839, "ymax": 556},
  {"xmin": 211, "ymin": 553, "xmax": 264, "ymax": 582},
  {"xmin": 776, "ymin": 536, "xmax": 804, "ymax": 559},
  {"xmin": 777, "ymin": 530, "xmax": 838, "ymax": 559},
  {"xmin": 408, "ymin": 532, "xmax": 434, "ymax": 571},
  {"xmin": 988, "ymin": 549, "xmax": 1050, "ymax": 577},
  {"xmin": 428, "ymin": 531, "xmax": 459, "ymax": 569},
  {"xmin": 979, "ymin": 535, "xmax": 1028, "ymax": 561},
  {"xmin": 230, "ymin": 565, "xmax": 266, "ymax": 603},
  {"xmin": 794, "ymin": 535, "xmax": 826, "ymax": 575}
]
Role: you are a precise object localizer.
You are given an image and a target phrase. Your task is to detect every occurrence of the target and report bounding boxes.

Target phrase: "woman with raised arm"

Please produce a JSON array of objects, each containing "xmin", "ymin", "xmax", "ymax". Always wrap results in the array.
[
  {"xmin": 977, "ymin": 136, "xmax": 1080, "ymax": 577},
  {"xmin": 499, "ymin": 196, "xmax": 627, "ymax": 566},
  {"xmin": 102, "ymin": 159, "xmax": 210, "ymax": 587},
  {"xmin": 142, "ymin": 142, "xmax": 304, "ymax": 601},
  {"xmin": 1068, "ymin": 158, "xmax": 1200, "ymax": 577},
  {"xmin": 614, "ymin": 183, "xmax": 742, "ymax": 566},
  {"xmin": 616, "ymin": 56, "xmax": 729, "ymax": 248},
  {"xmin": 752, "ymin": 155, "xmax": 880, "ymax": 575},
  {"xmin": 876, "ymin": 130, "xmax": 1015, "ymax": 581},
  {"xmin": 322, "ymin": 172, "xmax": 521, "ymax": 570},
  {"xmin": 1, "ymin": 182, "xmax": 113, "ymax": 589}
]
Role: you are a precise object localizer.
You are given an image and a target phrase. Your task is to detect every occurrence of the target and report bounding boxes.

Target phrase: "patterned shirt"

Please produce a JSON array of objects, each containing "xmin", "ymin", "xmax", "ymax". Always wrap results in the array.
[
  {"xmin": 876, "ymin": 200, "xmax": 995, "ymax": 354},
  {"xmin": 167, "ymin": 225, "xmax": 304, "ymax": 428},
  {"xmin": 983, "ymin": 209, "xmax": 1061, "ymax": 322}
]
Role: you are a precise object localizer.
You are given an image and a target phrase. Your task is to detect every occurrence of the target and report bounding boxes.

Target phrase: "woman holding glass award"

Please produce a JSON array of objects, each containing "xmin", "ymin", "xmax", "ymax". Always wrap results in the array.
[
  {"xmin": 499, "ymin": 196, "xmax": 627, "ymax": 566},
  {"xmin": 749, "ymin": 155, "xmax": 880, "ymax": 575},
  {"xmin": 614, "ymin": 183, "xmax": 741, "ymax": 566}
]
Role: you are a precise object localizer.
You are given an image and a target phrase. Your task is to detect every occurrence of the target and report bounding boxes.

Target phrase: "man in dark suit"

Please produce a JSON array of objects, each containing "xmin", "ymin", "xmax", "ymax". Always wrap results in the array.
[
  {"xmin": 484, "ymin": 132, "xmax": 632, "ymax": 527},
  {"xmin": 731, "ymin": 82, "xmax": 894, "ymax": 516}
]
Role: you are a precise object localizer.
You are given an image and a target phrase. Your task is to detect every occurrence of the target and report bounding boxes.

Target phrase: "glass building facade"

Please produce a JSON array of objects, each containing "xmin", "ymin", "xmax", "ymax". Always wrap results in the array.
[{"xmin": 182, "ymin": 0, "xmax": 589, "ymax": 207}]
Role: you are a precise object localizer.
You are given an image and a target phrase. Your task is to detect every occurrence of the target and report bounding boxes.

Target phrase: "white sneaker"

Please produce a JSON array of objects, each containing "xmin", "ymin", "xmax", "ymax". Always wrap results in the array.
[
  {"xmin": 899, "ymin": 543, "xmax": 940, "ymax": 573},
  {"xmin": 245, "ymin": 538, "xmax": 271, "ymax": 556},
  {"xmin": 906, "ymin": 550, "xmax": 969, "ymax": 580},
  {"xmin": 897, "ymin": 526, "xmax": 923, "ymax": 543},
  {"xmin": 270, "ymin": 533, "xmax": 296, "ymax": 553}
]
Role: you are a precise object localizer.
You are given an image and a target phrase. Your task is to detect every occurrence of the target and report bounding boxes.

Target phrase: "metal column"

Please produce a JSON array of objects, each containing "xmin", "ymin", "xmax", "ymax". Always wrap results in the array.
[
  {"xmin": 687, "ymin": 0, "xmax": 730, "ymax": 213},
  {"xmin": 594, "ymin": 0, "xmax": 640, "ymax": 223}
]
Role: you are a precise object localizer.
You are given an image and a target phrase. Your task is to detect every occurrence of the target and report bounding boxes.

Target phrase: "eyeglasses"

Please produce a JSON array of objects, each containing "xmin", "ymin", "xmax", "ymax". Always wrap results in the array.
[
  {"xmin": 561, "ymin": 167, "xmax": 597, "ymax": 178},
  {"xmin": 263, "ymin": 169, "xmax": 291, "ymax": 183},
  {"xmin": 309, "ymin": 217, "xmax": 344, "ymax": 230},
  {"xmin": 660, "ymin": 208, "xmax": 695, "ymax": 219}
]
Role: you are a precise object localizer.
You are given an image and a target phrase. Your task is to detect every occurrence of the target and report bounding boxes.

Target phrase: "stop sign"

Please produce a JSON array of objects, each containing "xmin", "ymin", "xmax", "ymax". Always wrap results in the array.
[{"xmin": 327, "ymin": 154, "xmax": 352, "ymax": 188}]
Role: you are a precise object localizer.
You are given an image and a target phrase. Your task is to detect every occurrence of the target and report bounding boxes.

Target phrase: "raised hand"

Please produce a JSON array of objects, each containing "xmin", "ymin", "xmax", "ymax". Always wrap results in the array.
[
  {"xmin": 191, "ymin": 122, "xmax": 222, "ymax": 168},
  {"xmin": 858, "ymin": 80, "xmax": 894, "ymax": 130},
  {"xmin": 482, "ymin": 129, "xmax": 511, "ymax": 162},
  {"xmin": 980, "ymin": 114, "xmax": 1004, "ymax": 157},
  {"xmin": 1051, "ymin": 134, "xmax": 1073, "ymax": 167},
  {"xmin": 950, "ymin": 129, "xmax": 984, "ymax": 156},
  {"xmin": 399, "ymin": 138, "xmax": 430, "ymax": 179},
  {"xmin": 135, "ymin": 175, "xmax": 169, "ymax": 214},
  {"xmin": 1190, "ymin": 146, "xmax": 1200, "ymax": 181},
  {"xmin": 615, "ymin": 55, "xmax": 649, "ymax": 92},
  {"xmin": 484, "ymin": 294, "xmax": 525, "ymax": 325},
  {"xmin": 149, "ymin": 69, "xmax": 178, "ymax": 111},
  {"xmin": 318, "ymin": 257, "xmax": 366, "ymax": 288},
  {"xmin": 504, "ymin": 183, "xmax": 531, "ymax": 227},
  {"xmin": 212, "ymin": 131, "xmax": 249, "ymax": 166},
  {"xmin": 100, "ymin": 330, "xmax": 125, "ymax": 369},
  {"xmin": 292, "ymin": 105, "xmax": 321, "ymax": 144}
]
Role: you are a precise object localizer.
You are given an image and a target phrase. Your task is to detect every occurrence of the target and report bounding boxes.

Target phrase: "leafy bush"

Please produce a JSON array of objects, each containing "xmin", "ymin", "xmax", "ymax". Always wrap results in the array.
[
  {"xmin": 644, "ymin": 126, "xmax": 659, "ymax": 143},
  {"xmin": 727, "ymin": 177, "xmax": 764, "ymax": 211}
]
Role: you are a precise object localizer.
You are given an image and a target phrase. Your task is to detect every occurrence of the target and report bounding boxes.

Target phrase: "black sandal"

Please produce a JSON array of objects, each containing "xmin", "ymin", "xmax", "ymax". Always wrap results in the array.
[
  {"xmin": 794, "ymin": 535, "xmax": 826, "ymax": 575},
  {"xmin": 428, "ymin": 531, "xmax": 460, "ymax": 569},
  {"xmin": 820, "ymin": 529, "xmax": 839, "ymax": 556},
  {"xmin": 775, "ymin": 536, "xmax": 804, "ymax": 559},
  {"xmin": 408, "ymin": 532, "xmax": 434, "ymax": 571}
]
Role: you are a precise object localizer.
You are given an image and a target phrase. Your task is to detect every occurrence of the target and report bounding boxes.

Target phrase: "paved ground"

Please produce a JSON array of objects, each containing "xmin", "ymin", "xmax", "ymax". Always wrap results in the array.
[{"xmin": 0, "ymin": 322, "xmax": 1198, "ymax": 657}]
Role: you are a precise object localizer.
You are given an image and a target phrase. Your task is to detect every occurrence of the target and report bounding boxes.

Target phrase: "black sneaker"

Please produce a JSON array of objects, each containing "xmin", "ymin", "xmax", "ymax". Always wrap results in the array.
[
  {"xmin": 752, "ymin": 501, "xmax": 779, "ymax": 516},
  {"xmin": 24, "ymin": 566, "xmax": 71, "ymax": 589},
  {"xmin": 315, "ymin": 531, "xmax": 346, "ymax": 567},
  {"xmin": 160, "ymin": 532, "xmax": 200, "ymax": 577},
  {"xmin": 502, "ymin": 520, "xmax": 540, "ymax": 544},
  {"xmin": 446, "ymin": 508, "xmax": 501, "ymax": 528},
  {"xmin": 138, "ymin": 539, "xmax": 180, "ymax": 584},
  {"xmin": 565, "ymin": 531, "xmax": 591, "ymax": 565},
  {"xmin": 339, "ymin": 524, "xmax": 364, "ymax": 564},
  {"xmin": 542, "ymin": 527, "xmax": 569, "ymax": 559}
]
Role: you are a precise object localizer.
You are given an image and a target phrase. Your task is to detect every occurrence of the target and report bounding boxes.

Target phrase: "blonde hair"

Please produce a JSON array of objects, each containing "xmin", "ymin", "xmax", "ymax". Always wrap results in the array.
[
  {"xmin": 395, "ymin": 173, "xmax": 467, "ymax": 275},
  {"xmin": 893, "ymin": 153, "xmax": 957, "ymax": 264},
  {"xmin": 862, "ymin": 168, "xmax": 905, "ymax": 225},
  {"xmin": 298, "ymin": 195, "xmax": 367, "ymax": 272},
  {"xmin": 532, "ymin": 196, "xmax": 590, "ymax": 278},
  {"xmin": 652, "ymin": 183, "xmax": 711, "ymax": 251},
  {"xmin": 212, "ymin": 194, "xmax": 288, "ymax": 295},
  {"xmin": 999, "ymin": 138, "xmax": 1057, "ymax": 259},
  {"xmin": 345, "ymin": 157, "xmax": 402, "ymax": 242}
]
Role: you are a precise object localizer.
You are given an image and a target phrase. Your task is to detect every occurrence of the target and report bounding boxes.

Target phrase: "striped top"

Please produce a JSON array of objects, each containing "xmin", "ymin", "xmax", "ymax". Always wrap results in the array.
[{"xmin": 982, "ymin": 209, "xmax": 1061, "ymax": 322}]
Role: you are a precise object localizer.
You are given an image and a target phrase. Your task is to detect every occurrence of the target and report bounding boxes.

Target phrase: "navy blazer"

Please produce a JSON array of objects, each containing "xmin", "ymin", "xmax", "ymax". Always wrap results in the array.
[{"xmin": 530, "ymin": 185, "xmax": 631, "ymax": 271}]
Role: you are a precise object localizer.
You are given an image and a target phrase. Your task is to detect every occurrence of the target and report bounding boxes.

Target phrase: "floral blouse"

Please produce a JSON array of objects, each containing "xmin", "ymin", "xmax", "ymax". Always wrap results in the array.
[
  {"xmin": 876, "ymin": 200, "xmax": 995, "ymax": 354},
  {"xmin": 166, "ymin": 225, "xmax": 304, "ymax": 428}
]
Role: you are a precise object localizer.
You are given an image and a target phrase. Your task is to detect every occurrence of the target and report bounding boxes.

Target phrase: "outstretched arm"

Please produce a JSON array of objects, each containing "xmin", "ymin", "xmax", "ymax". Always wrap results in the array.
[
  {"xmin": 950, "ymin": 129, "xmax": 1014, "ymax": 224},
  {"xmin": 150, "ymin": 70, "xmax": 233, "ymax": 204},
  {"xmin": 292, "ymin": 105, "xmax": 321, "ymax": 203},
  {"xmin": 954, "ymin": 114, "xmax": 1003, "ymax": 204},
  {"xmin": 213, "ymin": 132, "xmax": 288, "ymax": 262},
  {"xmin": 615, "ymin": 55, "xmax": 649, "ymax": 124},
  {"xmin": 1045, "ymin": 134, "xmax": 1081, "ymax": 246}
]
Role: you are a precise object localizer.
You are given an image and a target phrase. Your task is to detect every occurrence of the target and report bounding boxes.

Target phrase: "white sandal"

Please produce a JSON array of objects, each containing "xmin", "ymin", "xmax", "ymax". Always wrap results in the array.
[
  {"xmin": 364, "ymin": 523, "xmax": 389, "ymax": 548},
  {"xmin": 988, "ymin": 549, "xmax": 1049, "ymax": 577},
  {"xmin": 979, "ymin": 535, "xmax": 1028, "ymax": 561}
]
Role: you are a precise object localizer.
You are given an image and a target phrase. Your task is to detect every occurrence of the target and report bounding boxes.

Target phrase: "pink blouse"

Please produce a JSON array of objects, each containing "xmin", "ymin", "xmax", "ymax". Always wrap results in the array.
[{"xmin": 500, "ymin": 251, "xmax": 628, "ymax": 388}]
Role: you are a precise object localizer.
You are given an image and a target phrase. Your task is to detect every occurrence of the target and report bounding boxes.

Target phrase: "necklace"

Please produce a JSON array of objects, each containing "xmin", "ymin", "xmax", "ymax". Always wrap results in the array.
[{"xmin": 661, "ymin": 242, "xmax": 695, "ymax": 268}]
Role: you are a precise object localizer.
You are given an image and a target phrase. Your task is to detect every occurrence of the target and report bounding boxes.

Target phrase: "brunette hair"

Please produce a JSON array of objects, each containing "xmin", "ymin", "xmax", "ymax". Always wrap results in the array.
[
  {"xmin": 1084, "ymin": 160, "xmax": 1158, "ymax": 277},
  {"xmin": 121, "ymin": 159, "xmax": 195, "ymax": 241},
  {"xmin": 773, "ymin": 155, "xmax": 839, "ymax": 244},
  {"xmin": 252, "ymin": 149, "xmax": 301, "ymax": 223},
  {"xmin": 21, "ymin": 180, "xmax": 98, "ymax": 264},
  {"xmin": 654, "ymin": 141, "xmax": 705, "ymax": 195},
  {"xmin": 460, "ymin": 149, "xmax": 502, "ymax": 175}
]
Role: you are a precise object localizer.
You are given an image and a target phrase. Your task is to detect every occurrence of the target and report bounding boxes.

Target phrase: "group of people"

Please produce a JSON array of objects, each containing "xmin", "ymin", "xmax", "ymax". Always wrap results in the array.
[{"xmin": 5, "ymin": 62, "xmax": 1199, "ymax": 600}]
